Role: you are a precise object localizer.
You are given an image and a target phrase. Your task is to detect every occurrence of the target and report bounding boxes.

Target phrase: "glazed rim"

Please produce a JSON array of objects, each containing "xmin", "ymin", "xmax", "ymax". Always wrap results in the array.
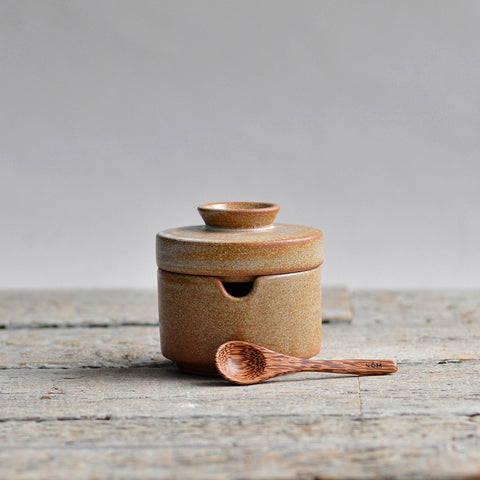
[
  {"xmin": 197, "ymin": 202, "xmax": 280, "ymax": 229},
  {"xmin": 198, "ymin": 202, "xmax": 279, "ymax": 213}
]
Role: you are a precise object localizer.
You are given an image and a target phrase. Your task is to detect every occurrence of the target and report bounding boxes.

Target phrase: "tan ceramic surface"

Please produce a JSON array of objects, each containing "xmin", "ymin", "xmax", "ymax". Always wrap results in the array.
[
  {"xmin": 158, "ymin": 267, "xmax": 322, "ymax": 374},
  {"xmin": 198, "ymin": 202, "xmax": 280, "ymax": 229},
  {"xmin": 157, "ymin": 224, "xmax": 323, "ymax": 276},
  {"xmin": 157, "ymin": 202, "xmax": 322, "ymax": 277}
]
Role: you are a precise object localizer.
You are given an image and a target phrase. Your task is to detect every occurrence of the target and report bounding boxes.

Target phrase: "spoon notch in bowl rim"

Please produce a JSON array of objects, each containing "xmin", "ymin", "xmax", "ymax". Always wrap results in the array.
[{"xmin": 215, "ymin": 340, "xmax": 398, "ymax": 385}]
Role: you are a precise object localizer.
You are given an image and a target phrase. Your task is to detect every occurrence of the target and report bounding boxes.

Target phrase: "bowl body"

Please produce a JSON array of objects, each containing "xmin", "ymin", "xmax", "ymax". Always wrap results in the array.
[{"xmin": 158, "ymin": 267, "xmax": 322, "ymax": 374}]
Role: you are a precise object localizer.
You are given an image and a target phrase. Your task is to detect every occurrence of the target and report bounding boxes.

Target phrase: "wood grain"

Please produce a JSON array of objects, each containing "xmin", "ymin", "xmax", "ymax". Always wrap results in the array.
[
  {"xmin": 215, "ymin": 341, "xmax": 397, "ymax": 385},
  {"xmin": 0, "ymin": 286, "xmax": 352, "ymax": 328},
  {"xmin": 0, "ymin": 289, "xmax": 479, "ymax": 479},
  {"xmin": 0, "ymin": 416, "xmax": 479, "ymax": 480}
]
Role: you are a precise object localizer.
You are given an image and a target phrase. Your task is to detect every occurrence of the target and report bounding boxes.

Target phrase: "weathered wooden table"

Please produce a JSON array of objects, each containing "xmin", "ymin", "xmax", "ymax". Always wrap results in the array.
[{"xmin": 1, "ymin": 288, "xmax": 479, "ymax": 479}]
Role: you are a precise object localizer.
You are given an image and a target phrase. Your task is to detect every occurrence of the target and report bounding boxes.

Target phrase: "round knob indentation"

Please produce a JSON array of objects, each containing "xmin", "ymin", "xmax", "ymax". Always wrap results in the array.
[{"xmin": 198, "ymin": 202, "xmax": 279, "ymax": 229}]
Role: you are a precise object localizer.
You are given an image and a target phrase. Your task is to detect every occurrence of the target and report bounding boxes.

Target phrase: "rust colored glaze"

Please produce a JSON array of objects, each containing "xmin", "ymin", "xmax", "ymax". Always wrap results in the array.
[
  {"xmin": 157, "ymin": 202, "xmax": 324, "ymax": 375},
  {"xmin": 157, "ymin": 227, "xmax": 323, "ymax": 277},
  {"xmin": 157, "ymin": 203, "xmax": 323, "ymax": 277},
  {"xmin": 215, "ymin": 341, "xmax": 398, "ymax": 385},
  {"xmin": 198, "ymin": 202, "xmax": 279, "ymax": 229},
  {"xmin": 158, "ymin": 267, "xmax": 321, "ymax": 374}
]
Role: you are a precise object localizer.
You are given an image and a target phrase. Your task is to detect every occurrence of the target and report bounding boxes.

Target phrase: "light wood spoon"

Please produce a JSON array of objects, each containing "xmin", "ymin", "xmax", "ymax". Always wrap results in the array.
[{"xmin": 215, "ymin": 341, "xmax": 398, "ymax": 385}]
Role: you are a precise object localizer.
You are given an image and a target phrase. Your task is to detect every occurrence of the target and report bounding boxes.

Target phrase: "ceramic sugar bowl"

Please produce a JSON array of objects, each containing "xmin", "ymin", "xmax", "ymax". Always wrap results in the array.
[{"xmin": 156, "ymin": 202, "xmax": 323, "ymax": 375}]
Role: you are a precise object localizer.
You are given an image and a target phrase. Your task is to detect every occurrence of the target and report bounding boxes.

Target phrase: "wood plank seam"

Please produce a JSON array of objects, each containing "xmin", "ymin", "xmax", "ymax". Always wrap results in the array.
[{"xmin": 357, "ymin": 376, "xmax": 364, "ymax": 417}]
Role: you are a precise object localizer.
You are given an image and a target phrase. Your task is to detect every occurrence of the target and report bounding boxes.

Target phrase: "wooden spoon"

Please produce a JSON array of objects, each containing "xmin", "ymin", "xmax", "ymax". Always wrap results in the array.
[{"xmin": 215, "ymin": 341, "xmax": 398, "ymax": 385}]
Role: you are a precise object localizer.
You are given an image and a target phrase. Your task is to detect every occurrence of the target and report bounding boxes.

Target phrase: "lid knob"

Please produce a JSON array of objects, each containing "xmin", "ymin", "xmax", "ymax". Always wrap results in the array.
[{"xmin": 198, "ymin": 202, "xmax": 280, "ymax": 229}]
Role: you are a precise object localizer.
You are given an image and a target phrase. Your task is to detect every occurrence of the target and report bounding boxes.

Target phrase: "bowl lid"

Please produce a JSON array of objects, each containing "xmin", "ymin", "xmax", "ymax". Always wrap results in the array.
[{"xmin": 156, "ymin": 202, "xmax": 323, "ymax": 277}]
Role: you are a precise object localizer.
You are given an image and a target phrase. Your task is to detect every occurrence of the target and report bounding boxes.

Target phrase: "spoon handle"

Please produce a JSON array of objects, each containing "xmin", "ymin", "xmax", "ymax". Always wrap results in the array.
[{"xmin": 294, "ymin": 358, "xmax": 398, "ymax": 375}]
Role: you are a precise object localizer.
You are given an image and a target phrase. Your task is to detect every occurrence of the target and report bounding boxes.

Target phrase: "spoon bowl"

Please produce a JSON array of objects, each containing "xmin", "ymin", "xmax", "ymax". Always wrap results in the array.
[
  {"xmin": 215, "ymin": 341, "xmax": 269, "ymax": 382},
  {"xmin": 215, "ymin": 341, "xmax": 398, "ymax": 385}
]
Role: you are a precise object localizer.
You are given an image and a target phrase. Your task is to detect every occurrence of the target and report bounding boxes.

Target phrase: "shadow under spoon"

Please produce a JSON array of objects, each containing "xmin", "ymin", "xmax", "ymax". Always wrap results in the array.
[{"xmin": 215, "ymin": 341, "xmax": 398, "ymax": 385}]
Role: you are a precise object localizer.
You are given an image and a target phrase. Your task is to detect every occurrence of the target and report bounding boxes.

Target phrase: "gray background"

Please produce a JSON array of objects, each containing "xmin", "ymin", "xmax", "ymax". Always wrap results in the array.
[{"xmin": 1, "ymin": 1, "xmax": 479, "ymax": 289}]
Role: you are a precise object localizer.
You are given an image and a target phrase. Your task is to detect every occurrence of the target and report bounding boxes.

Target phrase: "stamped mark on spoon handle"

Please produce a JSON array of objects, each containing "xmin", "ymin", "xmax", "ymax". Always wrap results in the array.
[{"xmin": 297, "ymin": 358, "xmax": 398, "ymax": 375}]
